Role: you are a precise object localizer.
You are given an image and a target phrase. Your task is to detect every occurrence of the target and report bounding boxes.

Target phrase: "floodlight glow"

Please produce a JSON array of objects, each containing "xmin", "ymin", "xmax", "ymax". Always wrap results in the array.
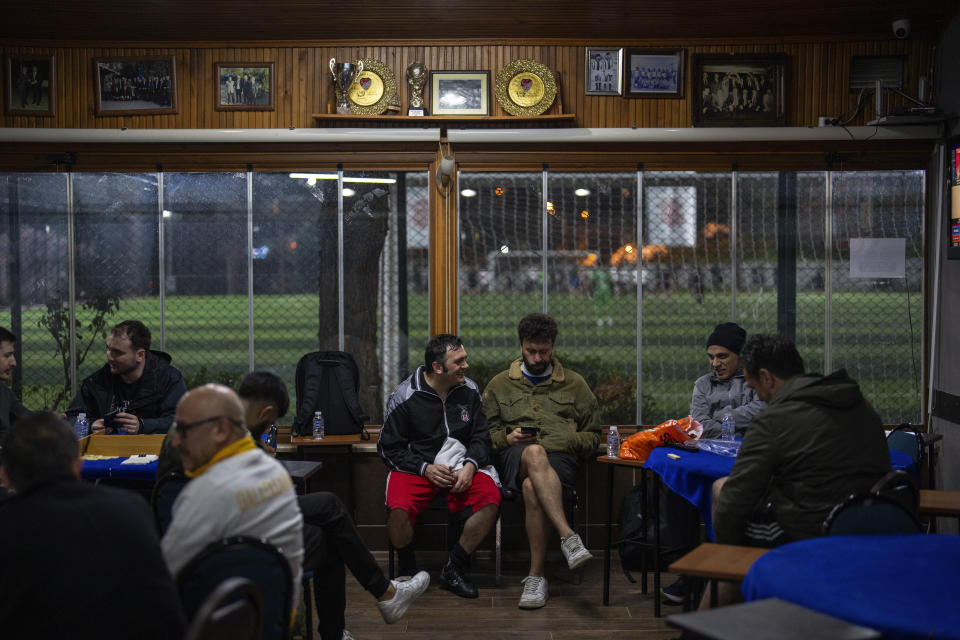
[
  {"xmin": 574, "ymin": 188, "xmax": 591, "ymax": 197},
  {"xmin": 460, "ymin": 188, "xmax": 477, "ymax": 197},
  {"xmin": 162, "ymin": 210, "xmax": 172, "ymax": 218}
]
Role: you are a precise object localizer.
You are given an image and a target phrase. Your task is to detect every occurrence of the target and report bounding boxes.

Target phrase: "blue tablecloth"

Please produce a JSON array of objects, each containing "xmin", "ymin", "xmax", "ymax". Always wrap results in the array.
[
  {"xmin": 742, "ymin": 534, "xmax": 960, "ymax": 640},
  {"xmin": 644, "ymin": 445, "xmax": 915, "ymax": 540},
  {"xmin": 81, "ymin": 457, "xmax": 159, "ymax": 482}
]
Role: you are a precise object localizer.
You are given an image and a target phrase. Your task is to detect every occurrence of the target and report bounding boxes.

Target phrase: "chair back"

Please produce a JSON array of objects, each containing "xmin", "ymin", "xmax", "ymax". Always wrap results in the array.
[
  {"xmin": 151, "ymin": 472, "xmax": 190, "ymax": 535},
  {"xmin": 870, "ymin": 469, "xmax": 919, "ymax": 515},
  {"xmin": 184, "ymin": 577, "xmax": 262, "ymax": 640},
  {"xmin": 823, "ymin": 493, "xmax": 921, "ymax": 536},
  {"xmin": 886, "ymin": 424, "xmax": 923, "ymax": 465},
  {"xmin": 177, "ymin": 536, "xmax": 293, "ymax": 640}
]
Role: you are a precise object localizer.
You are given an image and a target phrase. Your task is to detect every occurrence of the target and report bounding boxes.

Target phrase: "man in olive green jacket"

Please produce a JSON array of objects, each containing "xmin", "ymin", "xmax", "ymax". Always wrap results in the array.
[
  {"xmin": 482, "ymin": 313, "xmax": 601, "ymax": 610},
  {"xmin": 714, "ymin": 334, "xmax": 891, "ymax": 546}
]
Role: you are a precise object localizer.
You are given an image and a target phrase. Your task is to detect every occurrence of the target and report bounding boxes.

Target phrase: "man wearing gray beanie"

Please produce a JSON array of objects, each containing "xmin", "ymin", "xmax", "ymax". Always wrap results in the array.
[
  {"xmin": 690, "ymin": 322, "xmax": 766, "ymax": 439},
  {"xmin": 661, "ymin": 321, "xmax": 768, "ymax": 605}
]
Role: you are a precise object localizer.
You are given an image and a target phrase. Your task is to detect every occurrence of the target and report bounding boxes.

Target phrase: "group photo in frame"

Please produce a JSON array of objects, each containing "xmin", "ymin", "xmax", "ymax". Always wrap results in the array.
[
  {"xmin": 585, "ymin": 47, "xmax": 623, "ymax": 96},
  {"xmin": 692, "ymin": 53, "xmax": 786, "ymax": 126},
  {"xmin": 5, "ymin": 54, "xmax": 55, "ymax": 116},
  {"xmin": 215, "ymin": 62, "xmax": 274, "ymax": 111},
  {"xmin": 93, "ymin": 55, "xmax": 177, "ymax": 116},
  {"xmin": 429, "ymin": 70, "xmax": 490, "ymax": 116},
  {"xmin": 625, "ymin": 49, "xmax": 684, "ymax": 98}
]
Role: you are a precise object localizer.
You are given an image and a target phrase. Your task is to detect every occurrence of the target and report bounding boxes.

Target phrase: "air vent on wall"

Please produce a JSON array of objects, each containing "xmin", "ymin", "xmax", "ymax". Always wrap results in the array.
[{"xmin": 849, "ymin": 56, "xmax": 905, "ymax": 92}]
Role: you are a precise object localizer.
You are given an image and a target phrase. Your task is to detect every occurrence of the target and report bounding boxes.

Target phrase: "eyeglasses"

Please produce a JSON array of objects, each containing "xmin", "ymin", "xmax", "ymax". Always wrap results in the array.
[{"xmin": 173, "ymin": 415, "xmax": 240, "ymax": 436}]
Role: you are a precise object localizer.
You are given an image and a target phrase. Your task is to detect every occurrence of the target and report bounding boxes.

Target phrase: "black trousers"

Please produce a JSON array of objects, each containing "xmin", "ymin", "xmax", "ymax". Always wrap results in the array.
[{"xmin": 299, "ymin": 492, "xmax": 391, "ymax": 640}]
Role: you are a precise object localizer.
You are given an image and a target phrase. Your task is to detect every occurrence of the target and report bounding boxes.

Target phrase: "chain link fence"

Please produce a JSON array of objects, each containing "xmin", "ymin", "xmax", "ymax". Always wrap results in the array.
[
  {"xmin": 458, "ymin": 169, "xmax": 924, "ymax": 426},
  {"xmin": 0, "ymin": 170, "xmax": 429, "ymax": 422}
]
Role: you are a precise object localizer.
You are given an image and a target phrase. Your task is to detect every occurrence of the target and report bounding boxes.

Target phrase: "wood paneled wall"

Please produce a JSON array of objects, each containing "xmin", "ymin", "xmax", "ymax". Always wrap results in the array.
[{"xmin": 1, "ymin": 38, "xmax": 935, "ymax": 130}]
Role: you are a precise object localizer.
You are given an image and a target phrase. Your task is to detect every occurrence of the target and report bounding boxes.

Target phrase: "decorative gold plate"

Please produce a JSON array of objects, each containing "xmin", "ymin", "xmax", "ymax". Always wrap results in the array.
[
  {"xmin": 347, "ymin": 58, "xmax": 396, "ymax": 115},
  {"xmin": 495, "ymin": 59, "xmax": 557, "ymax": 116}
]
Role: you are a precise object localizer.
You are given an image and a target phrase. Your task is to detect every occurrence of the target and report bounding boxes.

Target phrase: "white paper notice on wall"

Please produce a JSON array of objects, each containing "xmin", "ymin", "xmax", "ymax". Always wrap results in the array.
[{"xmin": 849, "ymin": 238, "xmax": 906, "ymax": 278}]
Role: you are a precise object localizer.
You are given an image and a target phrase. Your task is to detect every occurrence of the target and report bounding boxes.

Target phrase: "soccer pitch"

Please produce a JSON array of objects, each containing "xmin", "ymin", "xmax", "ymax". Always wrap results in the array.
[{"xmin": 2, "ymin": 289, "xmax": 922, "ymax": 424}]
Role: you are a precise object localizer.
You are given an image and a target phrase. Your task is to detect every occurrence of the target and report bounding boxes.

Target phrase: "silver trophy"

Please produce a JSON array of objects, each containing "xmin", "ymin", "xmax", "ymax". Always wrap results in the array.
[
  {"xmin": 406, "ymin": 61, "xmax": 427, "ymax": 116},
  {"xmin": 329, "ymin": 58, "xmax": 364, "ymax": 114}
]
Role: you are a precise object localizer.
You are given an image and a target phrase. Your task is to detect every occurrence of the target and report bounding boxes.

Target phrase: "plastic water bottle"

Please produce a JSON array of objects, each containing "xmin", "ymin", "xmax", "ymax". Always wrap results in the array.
[
  {"xmin": 75, "ymin": 413, "xmax": 89, "ymax": 439},
  {"xmin": 312, "ymin": 410, "xmax": 325, "ymax": 440},
  {"xmin": 607, "ymin": 425, "xmax": 620, "ymax": 458},
  {"xmin": 269, "ymin": 423, "xmax": 278, "ymax": 448},
  {"xmin": 721, "ymin": 414, "xmax": 734, "ymax": 442}
]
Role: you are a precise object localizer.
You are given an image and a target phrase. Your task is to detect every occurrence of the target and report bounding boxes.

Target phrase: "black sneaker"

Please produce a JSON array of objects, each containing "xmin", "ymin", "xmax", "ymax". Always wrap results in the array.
[
  {"xmin": 661, "ymin": 577, "xmax": 685, "ymax": 604},
  {"xmin": 439, "ymin": 559, "xmax": 478, "ymax": 599}
]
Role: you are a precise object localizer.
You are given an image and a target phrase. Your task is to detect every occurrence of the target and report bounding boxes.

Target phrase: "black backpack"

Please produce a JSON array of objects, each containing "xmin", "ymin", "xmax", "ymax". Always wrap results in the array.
[{"xmin": 292, "ymin": 350, "xmax": 368, "ymax": 438}]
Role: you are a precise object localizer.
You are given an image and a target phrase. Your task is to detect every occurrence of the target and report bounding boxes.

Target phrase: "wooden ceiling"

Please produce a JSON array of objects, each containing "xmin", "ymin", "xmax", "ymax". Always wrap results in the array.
[{"xmin": 2, "ymin": 0, "xmax": 957, "ymax": 43}]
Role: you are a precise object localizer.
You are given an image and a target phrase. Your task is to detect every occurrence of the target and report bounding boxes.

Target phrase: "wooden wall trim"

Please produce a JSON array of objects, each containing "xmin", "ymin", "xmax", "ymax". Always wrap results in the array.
[{"xmin": 1, "ymin": 39, "xmax": 936, "ymax": 131}]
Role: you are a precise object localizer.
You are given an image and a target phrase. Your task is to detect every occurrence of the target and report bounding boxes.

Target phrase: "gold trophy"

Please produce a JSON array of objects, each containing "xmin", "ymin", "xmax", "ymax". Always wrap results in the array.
[
  {"xmin": 406, "ymin": 62, "xmax": 427, "ymax": 116},
  {"xmin": 329, "ymin": 58, "xmax": 364, "ymax": 114}
]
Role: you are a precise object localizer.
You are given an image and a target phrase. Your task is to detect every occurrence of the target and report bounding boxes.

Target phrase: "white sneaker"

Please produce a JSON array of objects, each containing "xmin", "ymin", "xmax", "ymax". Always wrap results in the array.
[
  {"xmin": 518, "ymin": 575, "xmax": 548, "ymax": 609},
  {"xmin": 560, "ymin": 533, "xmax": 593, "ymax": 570},
  {"xmin": 342, "ymin": 631, "xmax": 355, "ymax": 640},
  {"xmin": 377, "ymin": 570, "xmax": 430, "ymax": 624}
]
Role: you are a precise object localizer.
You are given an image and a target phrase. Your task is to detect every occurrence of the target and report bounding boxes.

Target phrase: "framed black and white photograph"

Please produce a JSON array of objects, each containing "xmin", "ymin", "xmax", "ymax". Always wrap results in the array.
[
  {"xmin": 585, "ymin": 47, "xmax": 623, "ymax": 96},
  {"xmin": 5, "ymin": 54, "xmax": 55, "ymax": 116},
  {"xmin": 692, "ymin": 53, "xmax": 786, "ymax": 126},
  {"xmin": 429, "ymin": 70, "xmax": 490, "ymax": 116},
  {"xmin": 93, "ymin": 55, "xmax": 177, "ymax": 116},
  {"xmin": 215, "ymin": 62, "xmax": 274, "ymax": 111},
  {"xmin": 625, "ymin": 49, "xmax": 684, "ymax": 98}
]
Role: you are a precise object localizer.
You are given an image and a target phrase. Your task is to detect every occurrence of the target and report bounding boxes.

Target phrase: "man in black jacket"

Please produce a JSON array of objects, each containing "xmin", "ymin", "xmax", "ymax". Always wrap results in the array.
[
  {"xmin": 0, "ymin": 412, "xmax": 186, "ymax": 638},
  {"xmin": 379, "ymin": 334, "xmax": 501, "ymax": 599},
  {"xmin": 66, "ymin": 319, "xmax": 186, "ymax": 434},
  {"xmin": 0, "ymin": 326, "xmax": 29, "ymax": 441}
]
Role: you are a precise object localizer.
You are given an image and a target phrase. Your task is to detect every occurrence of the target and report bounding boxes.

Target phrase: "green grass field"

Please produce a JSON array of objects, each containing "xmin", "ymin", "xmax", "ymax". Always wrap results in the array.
[{"xmin": 1, "ymin": 289, "xmax": 922, "ymax": 424}]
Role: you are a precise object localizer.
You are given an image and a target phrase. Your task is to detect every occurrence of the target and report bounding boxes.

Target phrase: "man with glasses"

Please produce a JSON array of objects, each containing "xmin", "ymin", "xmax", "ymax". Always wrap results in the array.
[
  {"xmin": 157, "ymin": 372, "xmax": 430, "ymax": 639},
  {"xmin": 160, "ymin": 384, "xmax": 304, "ymax": 591},
  {"xmin": 66, "ymin": 320, "xmax": 186, "ymax": 434}
]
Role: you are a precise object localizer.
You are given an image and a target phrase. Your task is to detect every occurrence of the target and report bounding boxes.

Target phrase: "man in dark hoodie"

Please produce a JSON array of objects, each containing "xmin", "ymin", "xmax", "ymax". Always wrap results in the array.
[
  {"xmin": 713, "ymin": 333, "xmax": 891, "ymax": 546},
  {"xmin": 66, "ymin": 320, "xmax": 186, "ymax": 434}
]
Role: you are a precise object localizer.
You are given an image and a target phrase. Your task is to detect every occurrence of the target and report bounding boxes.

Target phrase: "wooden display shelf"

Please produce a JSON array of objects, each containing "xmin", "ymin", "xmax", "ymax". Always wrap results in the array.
[{"xmin": 312, "ymin": 113, "xmax": 576, "ymax": 126}]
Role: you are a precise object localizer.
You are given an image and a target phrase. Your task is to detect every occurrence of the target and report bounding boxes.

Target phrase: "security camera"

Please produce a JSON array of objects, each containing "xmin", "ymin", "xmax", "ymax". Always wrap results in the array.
[{"xmin": 892, "ymin": 19, "xmax": 910, "ymax": 39}]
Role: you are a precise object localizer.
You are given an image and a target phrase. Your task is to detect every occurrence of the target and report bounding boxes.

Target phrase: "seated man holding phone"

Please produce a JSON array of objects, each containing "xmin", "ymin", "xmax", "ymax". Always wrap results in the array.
[
  {"xmin": 483, "ymin": 313, "xmax": 600, "ymax": 610},
  {"xmin": 66, "ymin": 320, "xmax": 186, "ymax": 434}
]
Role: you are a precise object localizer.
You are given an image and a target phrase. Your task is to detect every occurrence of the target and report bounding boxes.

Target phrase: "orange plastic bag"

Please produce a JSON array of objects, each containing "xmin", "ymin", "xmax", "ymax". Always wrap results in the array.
[{"xmin": 619, "ymin": 416, "xmax": 703, "ymax": 463}]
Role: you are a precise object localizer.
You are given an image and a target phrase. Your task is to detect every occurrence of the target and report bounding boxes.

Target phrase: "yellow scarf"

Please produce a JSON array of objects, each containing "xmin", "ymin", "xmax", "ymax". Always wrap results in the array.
[{"xmin": 185, "ymin": 434, "xmax": 257, "ymax": 478}]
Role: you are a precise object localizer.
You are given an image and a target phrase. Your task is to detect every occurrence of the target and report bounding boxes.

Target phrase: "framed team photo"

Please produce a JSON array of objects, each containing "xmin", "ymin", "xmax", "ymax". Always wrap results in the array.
[{"xmin": 585, "ymin": 47, "xmax": 623, "ymax": 96}]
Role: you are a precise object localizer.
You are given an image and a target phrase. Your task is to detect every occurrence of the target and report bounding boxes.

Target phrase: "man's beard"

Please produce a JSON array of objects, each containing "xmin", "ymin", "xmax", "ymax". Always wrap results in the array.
[{"xmin": 523, "ymin": 355, "xmax": 549, "ymax": 375}]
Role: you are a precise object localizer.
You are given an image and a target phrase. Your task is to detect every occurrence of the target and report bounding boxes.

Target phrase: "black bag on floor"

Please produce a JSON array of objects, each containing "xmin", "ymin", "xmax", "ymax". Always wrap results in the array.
[
  {"xmin": 292, "ymin": 350, "xmax": 368, "ymax": 438},
  {"xmin": 617, "ymin": 479, "xmax": 702, "ymax": 582}
]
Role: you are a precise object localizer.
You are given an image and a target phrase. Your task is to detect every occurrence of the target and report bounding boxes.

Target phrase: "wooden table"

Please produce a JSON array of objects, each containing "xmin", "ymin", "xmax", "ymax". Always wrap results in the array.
[
  {"xmin": 668, "ymin": 542, "xmax": 770, "ymax": 607},
  {"xmin": 279, "ymin": 459, "xmax": 324, "ymax": 495},
  {"xmin": 667, "ymin": 598, "xmax": 881, "ymax": 640},
  {"xmin": 290, "ymin": 431, "xmax": 378, "ymax": 516},
  {"xmin": 919, "ymin": 489, "xmax": 960, "ymax": 527},
  {"xmin": 596, "ymin": 455, "xmax": 653, "ymax": 609}
]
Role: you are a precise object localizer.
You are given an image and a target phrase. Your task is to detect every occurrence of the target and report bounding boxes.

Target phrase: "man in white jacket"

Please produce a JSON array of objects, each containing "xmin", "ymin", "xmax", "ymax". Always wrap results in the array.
[{"xmin": 161, "ymin": 384, "xmax": 304, "ymax": 594}]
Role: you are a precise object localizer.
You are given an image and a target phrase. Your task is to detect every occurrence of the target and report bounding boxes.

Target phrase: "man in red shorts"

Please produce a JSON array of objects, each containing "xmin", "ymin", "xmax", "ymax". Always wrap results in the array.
[{"xmin": 378, "ymin": 334, "xmax": 501, "ymax": 599}]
